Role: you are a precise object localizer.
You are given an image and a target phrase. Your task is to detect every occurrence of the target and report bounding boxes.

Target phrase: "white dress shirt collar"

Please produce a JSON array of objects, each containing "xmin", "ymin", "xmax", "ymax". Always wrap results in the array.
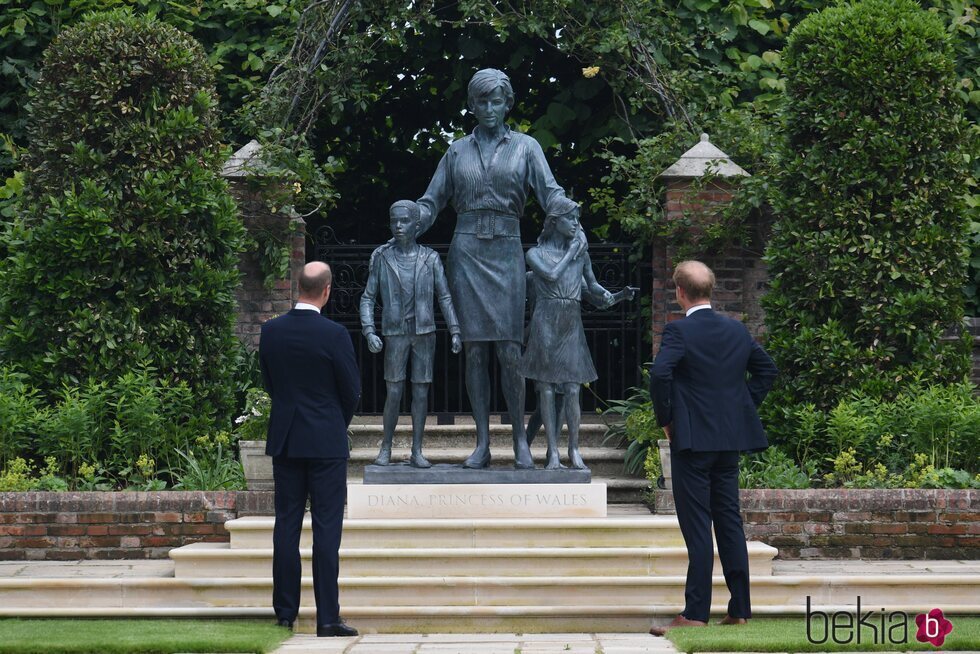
[
  {"xmin": 294, "ymin": 302, "xmax": 320, "ymax": 312},
  {"xmin": 686, "ymin": 303, "xmax": 712, "ymax": 317}
]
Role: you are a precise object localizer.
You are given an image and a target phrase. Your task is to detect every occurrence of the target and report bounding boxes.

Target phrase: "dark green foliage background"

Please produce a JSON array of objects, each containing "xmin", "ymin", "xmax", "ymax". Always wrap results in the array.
[
  {"xmin": 763, "ymin": 0, "xmax": 975, "ymax": 451},
  {"xmin": 0, "ymin": 11, "xmax": 244, "ymax": 423}
]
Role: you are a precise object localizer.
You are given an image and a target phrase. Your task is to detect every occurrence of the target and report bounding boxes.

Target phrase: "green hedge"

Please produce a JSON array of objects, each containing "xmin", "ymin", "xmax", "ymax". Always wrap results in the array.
[
  {"xmin": 0, "ymin": 11, "xmax": 244, "ymax": 422},
  {"xmin": 763, "ymin": 0, "xmax": 974, "ymax": 449}
]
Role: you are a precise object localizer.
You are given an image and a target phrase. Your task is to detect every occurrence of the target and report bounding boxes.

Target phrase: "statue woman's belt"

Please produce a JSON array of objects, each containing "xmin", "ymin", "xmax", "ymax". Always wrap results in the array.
[{"xmin": 456, "ymin": 211, "xmax": 520, "ymax": 240}]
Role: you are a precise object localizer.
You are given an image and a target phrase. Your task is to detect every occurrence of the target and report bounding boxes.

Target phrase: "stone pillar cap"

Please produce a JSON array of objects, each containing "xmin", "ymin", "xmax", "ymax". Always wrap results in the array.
[
  {"xmin": 221, "ymin": 139, "xmax": 267, "ymax": 178},
  {"xmin": 658, "ymin": 133, "xmax": 749, "ymax": 179}
]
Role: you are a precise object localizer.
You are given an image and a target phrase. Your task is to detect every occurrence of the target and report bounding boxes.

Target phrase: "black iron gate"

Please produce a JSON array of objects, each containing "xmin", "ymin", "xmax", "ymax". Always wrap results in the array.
[{"xmin": 313, "ymin": 225, "xmax": 647, "ymax": 414}]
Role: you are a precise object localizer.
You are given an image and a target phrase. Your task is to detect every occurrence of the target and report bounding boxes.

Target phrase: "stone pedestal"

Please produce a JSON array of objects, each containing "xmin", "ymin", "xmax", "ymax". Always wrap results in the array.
[{"xmin": 348, "ymin": 483, "xmax": 608, "ymax": 519}]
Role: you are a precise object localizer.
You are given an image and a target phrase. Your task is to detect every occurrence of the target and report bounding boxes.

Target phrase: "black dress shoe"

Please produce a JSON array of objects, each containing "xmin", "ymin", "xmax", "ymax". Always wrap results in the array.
[
  {"xmin": 317, "ymin": 621, "xmax": 358, "ymax": 637},
  {"xmin": 275, "ymin": 618, "xmax": 293, "ymax": 629}
]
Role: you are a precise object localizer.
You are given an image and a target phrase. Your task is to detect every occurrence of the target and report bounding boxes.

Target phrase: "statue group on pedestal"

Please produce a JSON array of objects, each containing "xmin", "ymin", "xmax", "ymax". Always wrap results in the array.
[{"xmin": 359, "ymin": 68, "xmax": 635, "ymax": 471}]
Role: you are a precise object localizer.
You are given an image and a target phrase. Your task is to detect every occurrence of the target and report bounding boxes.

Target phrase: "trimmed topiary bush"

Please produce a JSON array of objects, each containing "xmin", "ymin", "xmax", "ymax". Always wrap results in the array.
[
  {"xmin": 763, "ymin": 0, "xmax": 974, "ymax": 442},
  {"xmin": 0, "ymin": 10, "xmax": 244, "ymax": 422}
]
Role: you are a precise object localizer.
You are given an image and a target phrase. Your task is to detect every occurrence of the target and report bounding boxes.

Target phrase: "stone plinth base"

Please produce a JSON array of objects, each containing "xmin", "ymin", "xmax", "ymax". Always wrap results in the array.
[
  {"xmin": 348, "ymin": 482, "xmax": 607, "ymax": 519},
  {"xmin": 362, "ymin": 463, "xmax": 591, "ymax": 485}
]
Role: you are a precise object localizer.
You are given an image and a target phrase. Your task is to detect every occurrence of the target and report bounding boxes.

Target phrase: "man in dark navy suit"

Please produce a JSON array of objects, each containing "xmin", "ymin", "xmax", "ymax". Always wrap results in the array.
[
  {"xmin": 259, "ymin": 261, "xmax": 361, "ymax": 638},
  {"xmin": 649, "ymin": 261, "xmax": 777, "ymax": 636}
]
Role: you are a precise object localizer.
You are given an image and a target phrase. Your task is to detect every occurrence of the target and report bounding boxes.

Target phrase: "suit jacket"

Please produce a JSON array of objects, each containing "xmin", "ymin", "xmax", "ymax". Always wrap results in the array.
[
  {"xmin": 651, "ymin": 309, "xmax": 777, "ymax": 453},
  {"xmin": 359, "ymin": 245, "xmax": 460, "ymax": 337},
  {"xmin": 259, "ymin": 309, "xmax": 361, "ymax": 459}
]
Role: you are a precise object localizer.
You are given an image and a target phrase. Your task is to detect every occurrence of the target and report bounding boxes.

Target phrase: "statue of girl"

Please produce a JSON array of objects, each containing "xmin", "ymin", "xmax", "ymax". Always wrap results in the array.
[{"xmin": 519, "ymin": 198, "xmax": 626, "ymax": 470}]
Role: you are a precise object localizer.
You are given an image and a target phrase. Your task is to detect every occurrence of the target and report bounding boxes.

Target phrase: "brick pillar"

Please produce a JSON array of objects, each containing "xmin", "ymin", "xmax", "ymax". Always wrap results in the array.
[
  {"xmin": 651, "ymin": 178, "xmax": 767, "ymax": 352},
  {"xmin": 225, "ymin": 181, "xmax": 306, "ymax": 351},
  {"xmin": 653, "ymin": 134, "xmax": 765, "ymax": 353}
]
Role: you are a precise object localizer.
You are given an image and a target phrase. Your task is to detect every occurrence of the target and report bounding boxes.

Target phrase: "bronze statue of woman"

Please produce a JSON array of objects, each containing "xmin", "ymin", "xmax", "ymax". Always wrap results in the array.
[{"xmin": 416, "ymin": 68, "xmax": 576, "ymax": 469}]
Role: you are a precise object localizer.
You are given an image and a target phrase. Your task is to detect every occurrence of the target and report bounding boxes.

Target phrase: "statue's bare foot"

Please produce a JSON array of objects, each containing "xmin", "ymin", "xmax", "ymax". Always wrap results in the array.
[
  {"xmin": 463, "ymin": 446, "xmax": 491, "ymax": 469},
  {"xmin": 514, "ymin": 440, "xmax": 535, "ymax": 470},
  {"xmin": 373, "ymin": 447, "xmax": 391, "ymax": 466},
  {"xmin": 568, "ymin": 449, "xmax": 587, "ymax": 470},
  {"xmin": 410, "ymin": 452, "xmax": 432, "ymax": 469},
  {"xmin": 545, "ymin": 450, "xmax": 562, "ymax": 470}
]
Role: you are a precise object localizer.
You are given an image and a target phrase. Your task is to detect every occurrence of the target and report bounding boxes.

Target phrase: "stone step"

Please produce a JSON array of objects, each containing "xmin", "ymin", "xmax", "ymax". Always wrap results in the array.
[
  {"xmin": 347, "ymin": 447, "xmax": 632, "ymax": 479},
  {"xmin": 3, "ymin": 575, "xmax": 979, "ymax": 632},
  {"xmin": 225, "ymin": 515, "xmax": 682, "ymax": 550},
  {"xmin": 169, "ymin": 541, "xmax": 777, "ymax": 578},
  {"xmin": 349, "ymin": 423, "xmax": 616, "ymax": 450}
]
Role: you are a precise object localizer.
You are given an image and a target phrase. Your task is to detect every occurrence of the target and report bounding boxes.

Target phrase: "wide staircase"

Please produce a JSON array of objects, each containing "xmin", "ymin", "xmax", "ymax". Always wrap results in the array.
[
  {"xmin": 3, "ymin": 420, "xmax": 979, "ymax": 631},
  {"xmin": 4, "ymin": 505, "xmax": 980, "ymax": 632}
]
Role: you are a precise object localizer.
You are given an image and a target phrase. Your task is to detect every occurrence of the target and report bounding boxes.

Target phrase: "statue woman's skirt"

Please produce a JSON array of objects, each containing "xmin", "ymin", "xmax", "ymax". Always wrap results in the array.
[{"xmin": 447, "ymin": 232, "xmax": 525, "ymax": 342}]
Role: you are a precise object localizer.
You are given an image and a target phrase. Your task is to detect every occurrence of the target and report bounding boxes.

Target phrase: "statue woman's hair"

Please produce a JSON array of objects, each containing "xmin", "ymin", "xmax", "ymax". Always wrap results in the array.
[
  {"xmin": 538, "ymin": 196, "xmax": 580, "ymax": 246},
  {"xmin": 467, "ymin": 68, "xmax": 515, "ymax": 112}
]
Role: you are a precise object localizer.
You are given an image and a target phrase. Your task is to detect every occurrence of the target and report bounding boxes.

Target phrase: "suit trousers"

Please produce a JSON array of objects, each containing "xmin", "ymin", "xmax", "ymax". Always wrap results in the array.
[
  {"xmin": 670, "ymin": 448, "xmax": 751, "ymax": 622},
  {"xmin": 272, "ymin": 457, "xmax": 347, "ymax": 626}
]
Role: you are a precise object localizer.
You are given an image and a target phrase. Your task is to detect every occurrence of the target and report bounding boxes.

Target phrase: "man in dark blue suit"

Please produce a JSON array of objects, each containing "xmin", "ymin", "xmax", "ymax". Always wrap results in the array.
[
  {"xmin": 260, "ymin": 261, "xmax": 361, "ymax": 637},
  {"xmin": 649, "ymin": 261, "xmax": 777, "ymax": 635}
]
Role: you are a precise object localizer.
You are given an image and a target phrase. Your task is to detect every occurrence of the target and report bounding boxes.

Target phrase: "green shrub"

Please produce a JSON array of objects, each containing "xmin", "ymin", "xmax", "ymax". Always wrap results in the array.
[
  {"xmin": 739, "ymin": 447, "xmax": 815, "ymax": 490},
  {"xmin": 763, "ymin": 0, "xmax": 974, "ymax": 442},
  {"xmin": 0, "ymin": 367, "xmax": 41, "ymax": 470},
  {"xmin": 601, "ymin": 375, "xmax": 657, "ymax": 476},
  {"xmin": 37, "ymin": 371, "xmax": 202, "ymax": 484},
  {"xmin": 789, "ymin": 382, "xmax": 980, "ymax": 483},
  {"xmin": 0, "ymin": 456, "xmax": 68, "ymax": 492},
  {"xmin": 0, "ymin": 10, "xmax": 244, "ymax": 425},
  {"xmin": 172, "ymin": 432, "xmax": 245, "ymax": 491}
]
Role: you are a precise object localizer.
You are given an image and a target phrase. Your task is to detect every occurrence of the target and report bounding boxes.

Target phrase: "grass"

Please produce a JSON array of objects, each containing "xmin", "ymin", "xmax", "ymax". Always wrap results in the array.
[
  {"xmin": 0, "ymin": 619, "xmax": 290, "ymax": 654},
  {"xmin": 667, "ymin": 617, "xmax": 980, "ymax": 652}
]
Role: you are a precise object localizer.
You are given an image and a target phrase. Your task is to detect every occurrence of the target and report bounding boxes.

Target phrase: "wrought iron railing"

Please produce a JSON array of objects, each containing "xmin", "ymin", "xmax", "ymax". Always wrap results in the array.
[{"xmin": 313, "ymin": 225, "xmax": 647, "ymax": 414}]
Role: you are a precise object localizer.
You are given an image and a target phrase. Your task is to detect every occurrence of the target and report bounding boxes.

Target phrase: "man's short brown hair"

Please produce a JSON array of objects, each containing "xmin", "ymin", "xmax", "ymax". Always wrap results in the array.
[
  {"xmin": 298, "ymin": 262, "xmax": 332, "ymax": 296},
  {"xmin": 672, "ymin": 260, "xmax": 715, "ymax": 301}
]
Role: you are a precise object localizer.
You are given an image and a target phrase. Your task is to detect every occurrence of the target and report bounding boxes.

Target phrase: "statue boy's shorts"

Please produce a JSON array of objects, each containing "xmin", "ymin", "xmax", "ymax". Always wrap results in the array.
[{"xmin": 384, "ymin": 332, "xmax": 436, "ymax": 383}]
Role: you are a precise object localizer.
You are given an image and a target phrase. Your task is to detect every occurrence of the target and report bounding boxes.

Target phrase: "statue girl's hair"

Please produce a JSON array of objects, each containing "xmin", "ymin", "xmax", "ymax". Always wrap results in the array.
[
  {"xmin": 537, "ymin": 197, "xmax": 580, "ymax": 246},
  {"xmin": 467, "ymin": 68, "xmax": 515, "ymax": 111}
]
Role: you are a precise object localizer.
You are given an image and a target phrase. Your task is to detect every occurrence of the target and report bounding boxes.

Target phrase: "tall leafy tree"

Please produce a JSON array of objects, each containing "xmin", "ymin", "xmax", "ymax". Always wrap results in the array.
[
  {"xmin": 763, "ymin": 0, "xmax": 974, "ymax": 427},
  {"xmin": 0, "ymin": 10, "xmax": 245, "ymax": 422}
]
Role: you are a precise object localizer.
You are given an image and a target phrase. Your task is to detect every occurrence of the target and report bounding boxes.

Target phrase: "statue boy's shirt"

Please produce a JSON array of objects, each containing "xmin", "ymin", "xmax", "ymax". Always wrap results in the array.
[{"xmin": 359, "ymin": 244, "xmax": 460, "ymax": 338}]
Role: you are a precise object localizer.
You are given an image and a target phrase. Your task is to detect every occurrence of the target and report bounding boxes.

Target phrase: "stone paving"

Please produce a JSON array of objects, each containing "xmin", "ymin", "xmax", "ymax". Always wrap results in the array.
[{"xmin": 270, "ymin": 632, "xmax": 680, "ymax": 654}]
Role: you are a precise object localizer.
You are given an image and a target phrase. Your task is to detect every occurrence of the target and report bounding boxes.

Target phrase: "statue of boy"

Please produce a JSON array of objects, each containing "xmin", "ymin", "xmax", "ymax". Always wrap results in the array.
[{"xmin": 360, "ymin": 200, "xmax": 463, "ymax": 468}]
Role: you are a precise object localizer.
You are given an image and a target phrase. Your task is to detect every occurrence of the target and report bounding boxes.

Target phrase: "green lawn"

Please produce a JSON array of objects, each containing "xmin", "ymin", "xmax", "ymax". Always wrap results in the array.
[
  {"xmin": 667, "ymin": 617, "xmax": 980, "ymax": 652},
  {"xmin": 0, "ymin": 619, "xmax": 290, "ymax": 654}
]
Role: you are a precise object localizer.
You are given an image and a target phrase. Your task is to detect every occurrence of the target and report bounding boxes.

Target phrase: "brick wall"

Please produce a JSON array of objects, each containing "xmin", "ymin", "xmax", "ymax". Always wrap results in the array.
[
  {"xmin": 653, "ymin": 489, "xmax": 979, "ymax": 559},
  {"xmin": 227, "ymin": 181, "xmax": 306, "ymax": 350},
  {"xmin": 1, "ymin": 490, "xmax": 976, "ymax": 561},
  {"xmin": 0, "ymin": 492, "xmax": 272, "ymax": 561}
]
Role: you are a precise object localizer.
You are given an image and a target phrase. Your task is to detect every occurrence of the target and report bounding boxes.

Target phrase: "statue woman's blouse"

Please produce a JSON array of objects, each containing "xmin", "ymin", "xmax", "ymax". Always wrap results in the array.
[{"xmin": 417, "ymin": 126, "xmax": 565, "ymax": 230}]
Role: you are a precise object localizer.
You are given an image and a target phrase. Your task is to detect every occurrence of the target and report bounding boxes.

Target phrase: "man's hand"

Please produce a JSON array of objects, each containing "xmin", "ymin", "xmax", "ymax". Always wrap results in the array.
[
  {"xmin": 662, "ymin": 424, "xmax": 673, "ymax": 442},
  {"xmin": 367, "ymin": 334, "xmax": 383, "ymax": 353},
  {"xmin": 451, "ymin": 334, "xmax": 462, "ymax": 354}
]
